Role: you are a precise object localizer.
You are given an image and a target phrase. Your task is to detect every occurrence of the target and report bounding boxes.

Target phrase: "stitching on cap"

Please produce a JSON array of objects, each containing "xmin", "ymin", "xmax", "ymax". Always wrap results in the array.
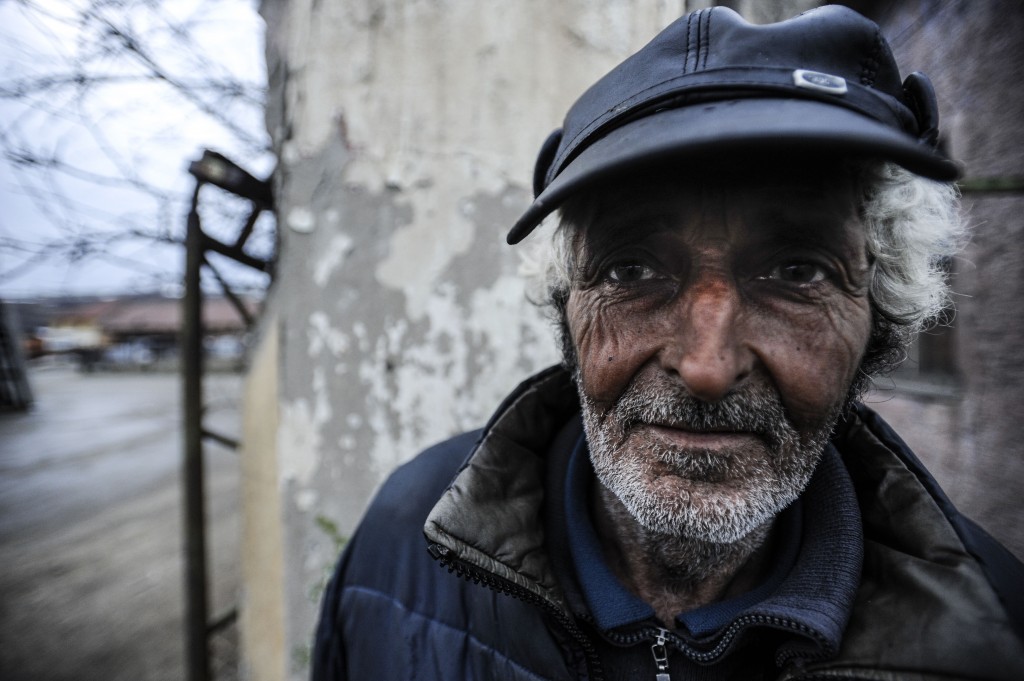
[
  {"xmin": 695, "ymin": 9, "xmax": 703, "ymax": 71},
  {"xmin": 683, "ymin": 12, "xmax": 693, "ymax": 73},
  {"xmin": 860, "ymin": 30, "xmax": 882, "ymax": 87},
  {"xmin": 701, "ymin": 8, "xmax": 712, "ymax": 70}
]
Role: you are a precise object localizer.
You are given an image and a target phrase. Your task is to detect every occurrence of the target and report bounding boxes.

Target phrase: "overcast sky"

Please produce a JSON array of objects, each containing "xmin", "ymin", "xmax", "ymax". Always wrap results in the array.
[{"xmin": 0, "ymin": 0, "xmax": 274, "ymax": 299}]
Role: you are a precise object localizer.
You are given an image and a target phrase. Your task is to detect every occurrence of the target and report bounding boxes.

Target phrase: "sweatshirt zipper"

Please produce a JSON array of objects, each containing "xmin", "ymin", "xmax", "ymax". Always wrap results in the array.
[{"xmin": 428, "ymin": 543, "xmax": 604, "ymax": 681}]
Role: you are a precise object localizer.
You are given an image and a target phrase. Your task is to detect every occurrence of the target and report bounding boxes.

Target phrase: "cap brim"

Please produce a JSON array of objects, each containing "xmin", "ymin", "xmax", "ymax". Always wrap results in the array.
[{"xmin": 507, "ymin": 98, "xmax": 960, "ymax": 244}]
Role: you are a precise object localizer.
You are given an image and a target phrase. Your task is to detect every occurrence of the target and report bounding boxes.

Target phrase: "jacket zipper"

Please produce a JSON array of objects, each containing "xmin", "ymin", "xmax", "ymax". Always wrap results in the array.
[
  {"xmin": 607, "ymin": 614, "xmax": 833, "ymax": 667},
  {"xmin": 428, "ymin": 543, "xmax": 605, "ymax": 681},
  {"xmin": 651, "ymin": 627, "xmax": 671, "ymax": 680}
]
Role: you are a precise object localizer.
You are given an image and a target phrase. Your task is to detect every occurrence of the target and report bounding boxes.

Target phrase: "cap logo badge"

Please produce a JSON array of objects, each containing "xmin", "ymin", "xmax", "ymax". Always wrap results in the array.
[{"xmin": 793, "ymin": 69, "xmax": 848, "ymax": 95}]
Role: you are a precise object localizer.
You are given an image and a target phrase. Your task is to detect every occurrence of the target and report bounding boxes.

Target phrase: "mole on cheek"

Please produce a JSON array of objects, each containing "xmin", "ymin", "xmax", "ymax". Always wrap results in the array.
[{"xmin": 607, "ymin": 356, "xmax": 614, "ymax": 362}]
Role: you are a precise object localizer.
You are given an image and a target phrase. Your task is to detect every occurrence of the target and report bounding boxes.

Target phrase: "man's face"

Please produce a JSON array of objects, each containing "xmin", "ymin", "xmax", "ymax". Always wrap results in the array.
[{"xmin": 566, "ymin": 166, "xmax": 874, "ymax": 542}]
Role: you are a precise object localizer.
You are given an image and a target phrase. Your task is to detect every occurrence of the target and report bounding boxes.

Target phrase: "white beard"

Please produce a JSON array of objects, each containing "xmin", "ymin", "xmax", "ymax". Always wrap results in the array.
[{"xmin": 578, "ymin": 374, "xmax": 837, "ymax": 543}]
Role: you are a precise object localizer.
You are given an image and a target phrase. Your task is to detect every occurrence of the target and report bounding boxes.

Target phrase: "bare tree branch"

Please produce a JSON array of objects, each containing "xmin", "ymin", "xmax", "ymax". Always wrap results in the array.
[{"xmin": 0, "ymin": 0, "xmax": 273, "ymax": 294}]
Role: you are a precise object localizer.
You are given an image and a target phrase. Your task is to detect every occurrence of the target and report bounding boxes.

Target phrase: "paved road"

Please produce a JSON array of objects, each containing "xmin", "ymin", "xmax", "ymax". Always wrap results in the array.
[{"xmin": 0, "ymin": 363, "xmax": 241, "ymax": 681}]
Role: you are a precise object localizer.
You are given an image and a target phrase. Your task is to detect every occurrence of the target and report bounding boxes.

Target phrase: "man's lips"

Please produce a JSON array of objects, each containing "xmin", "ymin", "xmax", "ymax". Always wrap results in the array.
[{"xmin": 637, "ymin": 423, "xmax": 764, "ymax": 449}]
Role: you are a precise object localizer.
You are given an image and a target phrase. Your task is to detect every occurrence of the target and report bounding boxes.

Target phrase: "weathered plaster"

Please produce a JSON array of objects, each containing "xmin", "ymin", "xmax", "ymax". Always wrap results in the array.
[
  {"xmin": 278, "ymin": 365, "xmax": 332, "ymax": 489},
  {"xmin": 312, "ymin": 234, "xmax": 354, "ymax": 287},
  {"xmin": 375, "ymin": 181, "xmax": 476, "ymax": 320}
]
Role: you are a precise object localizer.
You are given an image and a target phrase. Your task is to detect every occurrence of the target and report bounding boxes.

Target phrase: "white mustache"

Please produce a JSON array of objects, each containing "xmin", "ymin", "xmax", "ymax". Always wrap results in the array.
[{"xmin": 610, "ymin": 377, "xmax": 795, "ymax": 450}]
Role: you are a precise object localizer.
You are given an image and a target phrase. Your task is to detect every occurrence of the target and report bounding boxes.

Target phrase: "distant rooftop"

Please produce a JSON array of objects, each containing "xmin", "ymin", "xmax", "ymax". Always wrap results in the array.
[{"xmin": 44, "ymin": 294, "xmax": 260, "ymax": 336}]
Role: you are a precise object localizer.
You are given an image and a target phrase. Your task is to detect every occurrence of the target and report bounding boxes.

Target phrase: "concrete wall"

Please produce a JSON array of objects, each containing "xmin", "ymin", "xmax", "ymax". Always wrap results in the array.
[{"xmin": 241, "ymin": 0, "xmax": 1022, "ymax": 678}]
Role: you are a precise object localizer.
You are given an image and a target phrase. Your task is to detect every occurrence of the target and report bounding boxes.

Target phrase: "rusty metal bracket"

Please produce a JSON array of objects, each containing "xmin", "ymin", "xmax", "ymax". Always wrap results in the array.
[{"xmin": 182, "ymin": 150, "xmax": 274, "ymax": 681}]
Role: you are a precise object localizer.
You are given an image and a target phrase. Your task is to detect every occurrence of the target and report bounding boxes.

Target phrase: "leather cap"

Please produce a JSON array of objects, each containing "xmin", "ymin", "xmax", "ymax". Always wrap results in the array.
[{"xmin": 507, "ymin": 5, "xmax": 959, "ymax": 244}]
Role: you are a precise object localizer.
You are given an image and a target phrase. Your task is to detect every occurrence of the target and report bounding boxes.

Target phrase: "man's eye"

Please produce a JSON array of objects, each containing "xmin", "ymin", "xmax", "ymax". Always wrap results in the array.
[
  {"xmin": 766, "ymin": 262, "xmax": 827, "ymax": 284},
  {"xmin": 606, "ymin": 263, "xmax": 657, "ymax": 283}
]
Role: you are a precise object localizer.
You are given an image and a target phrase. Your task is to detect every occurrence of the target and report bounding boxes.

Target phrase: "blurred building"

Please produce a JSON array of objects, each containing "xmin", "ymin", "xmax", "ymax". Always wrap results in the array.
[
  {"xmin": 242, "ymin": 1, "xmax": 1023, "ymax": 679},
  {"xmin": 11, "ymin": 294, "xmax": 257, "ymax": 370},
  {"xmin": 854, "ymin": 0, "xmax": 1024, "ymax": 568}
]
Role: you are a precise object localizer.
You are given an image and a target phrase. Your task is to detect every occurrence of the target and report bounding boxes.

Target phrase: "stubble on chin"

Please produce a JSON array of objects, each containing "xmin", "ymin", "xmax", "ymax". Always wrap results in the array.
[{"xmin": 578, "ymin": 374, "xmax": 838, "ymax": 544}]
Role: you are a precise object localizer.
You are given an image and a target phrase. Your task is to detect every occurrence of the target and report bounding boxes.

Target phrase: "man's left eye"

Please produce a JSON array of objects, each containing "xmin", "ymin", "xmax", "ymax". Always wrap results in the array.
[
  {"xmin": 606, "ymin": 262, "xmax": 658, "ymax": 283},
  {"xmin": 765, "ymin": 262, "xmax": 827, "ymax": 284}
]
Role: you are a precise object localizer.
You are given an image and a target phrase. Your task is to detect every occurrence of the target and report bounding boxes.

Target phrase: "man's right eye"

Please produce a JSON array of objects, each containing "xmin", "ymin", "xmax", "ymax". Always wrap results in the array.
[{"xmin": 606, "ymin": 262, "xmax": 657, "ymax": 283}]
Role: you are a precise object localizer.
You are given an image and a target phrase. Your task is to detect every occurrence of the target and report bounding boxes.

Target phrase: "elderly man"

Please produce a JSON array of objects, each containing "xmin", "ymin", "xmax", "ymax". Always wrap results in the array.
[{"xmin": 313, "ymin": 6, "xmax": 1024, "ymax": 680}]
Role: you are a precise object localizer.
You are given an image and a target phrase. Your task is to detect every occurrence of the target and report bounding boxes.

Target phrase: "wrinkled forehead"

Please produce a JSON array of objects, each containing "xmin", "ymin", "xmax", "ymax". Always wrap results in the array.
[{"xmin": 560, "ymin": 158, "xmax": 866, "ymax": 248}]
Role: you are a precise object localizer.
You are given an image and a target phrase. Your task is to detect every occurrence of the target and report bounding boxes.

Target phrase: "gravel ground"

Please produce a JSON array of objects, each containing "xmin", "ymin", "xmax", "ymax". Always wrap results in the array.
[{"xmin": 0, "ymin": 362, "xmax": 241, "ymax": 681}]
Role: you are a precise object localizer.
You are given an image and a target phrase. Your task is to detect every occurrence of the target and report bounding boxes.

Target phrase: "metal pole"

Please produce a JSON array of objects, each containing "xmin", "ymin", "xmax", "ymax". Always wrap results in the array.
[
  {"xmin": 180, "ymin": 149, "xmax": 274, "ymax": 681},
  {"xmin": 183, "ymin": 182, "xmax": 210, "ymax": 681}
]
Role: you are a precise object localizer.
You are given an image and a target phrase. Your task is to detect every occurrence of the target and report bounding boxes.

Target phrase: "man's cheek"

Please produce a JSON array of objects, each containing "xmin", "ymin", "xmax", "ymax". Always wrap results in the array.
[
  {"xmin": 569, "ymin": 295, "xmax": 655, "ymax": 404},
  {"xmin": 758, "ymin": 322, "xmax": 866, "ymax": 428}
]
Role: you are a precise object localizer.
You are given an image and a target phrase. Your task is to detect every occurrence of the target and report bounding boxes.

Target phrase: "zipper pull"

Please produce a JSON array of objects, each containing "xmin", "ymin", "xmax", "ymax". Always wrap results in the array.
[{"xmin": 651, "ymin": 628, "xmax": 671, "ymax": 681}]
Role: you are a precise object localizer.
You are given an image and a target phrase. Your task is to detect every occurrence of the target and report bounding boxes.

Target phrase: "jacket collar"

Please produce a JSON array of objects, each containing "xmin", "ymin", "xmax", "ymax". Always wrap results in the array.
[{"xmin": 423, "ymin": 367, "xmax": 578, "ymax": 612}]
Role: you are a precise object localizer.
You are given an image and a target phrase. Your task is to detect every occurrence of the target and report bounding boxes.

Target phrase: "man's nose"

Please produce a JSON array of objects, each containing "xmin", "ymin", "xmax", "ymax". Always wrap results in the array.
[{"xmin": 658, "ymin": 273, "xmax": 755, "ymax": 403}]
